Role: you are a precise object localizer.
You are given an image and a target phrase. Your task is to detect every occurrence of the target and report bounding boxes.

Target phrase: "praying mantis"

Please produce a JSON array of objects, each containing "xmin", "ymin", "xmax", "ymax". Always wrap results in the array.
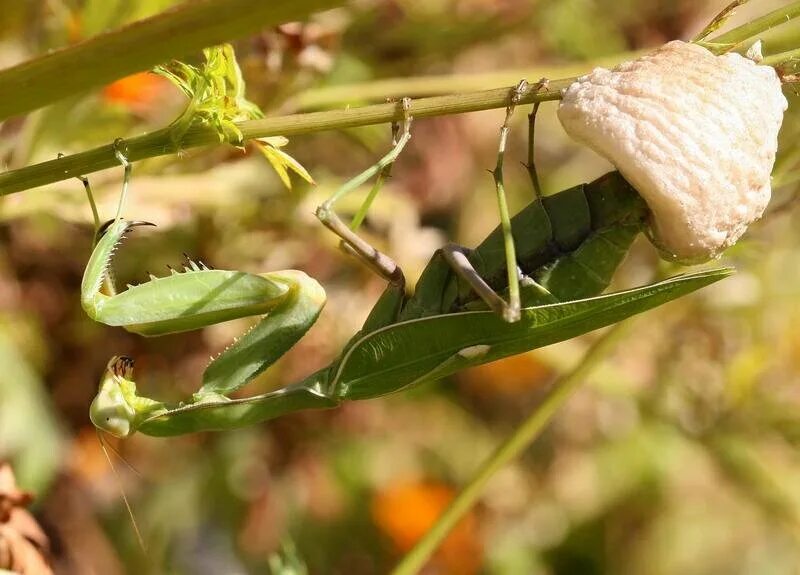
[{"xmin": 84, "ymin": 83, "xmax": 731, "ymax": 438}]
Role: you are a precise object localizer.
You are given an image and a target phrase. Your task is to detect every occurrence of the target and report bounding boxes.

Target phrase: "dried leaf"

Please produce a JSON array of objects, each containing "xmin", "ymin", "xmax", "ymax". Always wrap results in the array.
[{"xmin": 0, "ymin": 464, "xmax": 51, "ymax": 574}]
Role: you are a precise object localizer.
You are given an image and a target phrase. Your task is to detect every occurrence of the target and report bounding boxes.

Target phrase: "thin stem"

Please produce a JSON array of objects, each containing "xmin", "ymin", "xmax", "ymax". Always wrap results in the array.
[
  {"xmin": 0, "ymin": 80, "xmax": 570, "ymax": 196},
  {"xmin": 693, "ymin": 0, "xmax": 751, "ymax": 43},
  {"xmin": 0, "ymin": 0, "xmax": 343, "ymax": 121},
  {"xmin": 711, "ymin": 0, "xmax": 800, "ymax": 45},
  {"xmin": 763, "ymin": 46, "xmax": 800, "ymax": 67},
  {"xmin": 390, "ymin": 321, "xmax": 631, "ymax": 575}
]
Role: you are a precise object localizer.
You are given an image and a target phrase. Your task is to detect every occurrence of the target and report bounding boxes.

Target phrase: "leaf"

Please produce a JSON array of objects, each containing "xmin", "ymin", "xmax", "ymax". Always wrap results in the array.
[
  {"xmin": 693, "ymin": 0, "xmax": 751, "ymax": 42},
  {"xmin": 257, "ymin": 143, "xmax": 291, "ymax": 189},
  {"xmin": 154, "ymin": 44, "xmax": 264, "ymax": 146},
  {"xmin": 253, "ymin": 139, "xmax": 315, "ymax": 190},
  {"xmin": 336, "ymin": 268, "xmax": 733, "ymax": 400}
]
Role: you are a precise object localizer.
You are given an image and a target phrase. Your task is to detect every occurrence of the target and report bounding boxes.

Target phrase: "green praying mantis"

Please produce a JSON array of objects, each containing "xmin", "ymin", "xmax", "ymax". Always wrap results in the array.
[{"xmin": 83, "ymin": 82, "xmax": 731, "ymax": 438}]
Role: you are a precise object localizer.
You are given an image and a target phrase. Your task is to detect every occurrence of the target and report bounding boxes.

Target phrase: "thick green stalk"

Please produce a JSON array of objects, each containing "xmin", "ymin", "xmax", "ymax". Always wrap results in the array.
[
  {"xmin": 0, "ymin": 80, "xmax": 570, "ymax": 195},
  {"xmin": 390, "ymin": 322, "xmax": 630, "ymax": 575},
  {"xmin": 0, "ymin": 0, "xmax": 342, "ymax": 121},
  {"xmin": 763, "ymin": 46, "xmax": 800, "ymax": 66}
]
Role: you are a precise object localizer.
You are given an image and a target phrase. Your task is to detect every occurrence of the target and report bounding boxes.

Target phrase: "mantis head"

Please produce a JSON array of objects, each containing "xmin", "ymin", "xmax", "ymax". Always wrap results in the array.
[{"xmin": 90, "ymin": 356, "xmax": 138, "ymax": 438}]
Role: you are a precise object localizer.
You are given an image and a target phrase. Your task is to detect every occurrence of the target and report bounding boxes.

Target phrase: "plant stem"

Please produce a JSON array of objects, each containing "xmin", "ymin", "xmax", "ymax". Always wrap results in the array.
[
  {"xmin": 6, "ymin": 0, "xmax": 800, "ymax": 197},
  {"xmin": 711, "ymin": 0, "xmax": 800, "ymax": 45},
  {"xmin": 0, "ymin": 0, "xmax": 342, "ymax": 122},
  {"xmin": 288, "ymin": 55, "xmax": 631, "ymax": 111},
  {"xmin": 390, "ymin": 321, "xmax": 630, "ymax": 575},
  {"xmin": 763, "ymin": 46, "xmax": 800, "ymax": 67},
  {"xmin": 0, "ymin": 80, "xmax": 570, "ymax": 195}
]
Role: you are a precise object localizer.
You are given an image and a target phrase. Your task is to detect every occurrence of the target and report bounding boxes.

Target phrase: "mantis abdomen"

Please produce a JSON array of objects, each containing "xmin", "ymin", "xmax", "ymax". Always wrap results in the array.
[{"xmin": 401, "ymin": 171, "xmax": 649, "ymax": 320}]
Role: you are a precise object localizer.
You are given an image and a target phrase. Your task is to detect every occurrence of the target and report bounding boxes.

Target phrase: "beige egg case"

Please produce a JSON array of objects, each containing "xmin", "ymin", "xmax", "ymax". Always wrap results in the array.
[{"xmin": 558, "ymin": 41, "xmax": 787, "ymax": 263}]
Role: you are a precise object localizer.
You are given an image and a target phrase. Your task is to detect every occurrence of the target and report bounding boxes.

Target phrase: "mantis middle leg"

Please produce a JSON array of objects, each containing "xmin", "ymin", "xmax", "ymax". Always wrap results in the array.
[
  {"xmin": 441, "ymin": 80, "xmax": 551, "ymax": 322},
  {"xmin": 314, "ymin": 98, "xmax": 413, "ymax": 291}
]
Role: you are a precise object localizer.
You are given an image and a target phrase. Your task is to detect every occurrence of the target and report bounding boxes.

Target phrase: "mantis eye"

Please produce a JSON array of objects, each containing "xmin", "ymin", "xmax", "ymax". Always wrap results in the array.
[{"xmin": 90, "ymin": 356, "xmax": 137, "ymax": 438}]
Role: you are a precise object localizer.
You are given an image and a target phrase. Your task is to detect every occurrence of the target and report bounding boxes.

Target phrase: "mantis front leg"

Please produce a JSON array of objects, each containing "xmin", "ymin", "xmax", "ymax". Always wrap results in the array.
[
  {"xmin": 86, "ymin": 219, "xmax": 328, "ymax": 437},
  {"xmin": 83, "ymin": 151, "xmax": 328, "ymax": 437}
]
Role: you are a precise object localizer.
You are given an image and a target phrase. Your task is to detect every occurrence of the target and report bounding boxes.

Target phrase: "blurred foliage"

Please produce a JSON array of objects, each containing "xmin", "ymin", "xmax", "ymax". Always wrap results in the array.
[{"xmin": 1, "ymin": 1, "xmax": 800, "ymax": 574}]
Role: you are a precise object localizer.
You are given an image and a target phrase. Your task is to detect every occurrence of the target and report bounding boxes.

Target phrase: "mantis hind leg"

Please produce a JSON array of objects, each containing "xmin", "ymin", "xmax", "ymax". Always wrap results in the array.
[
  {"xmin": 112, "ymin": 138, "xmax": 131, "ymax": 222},
  {"xmin": 314, "ymin": 98, "xmax": 413, "ymax": 291},
  {"xmin": 442, "ymin": 79, "xmax": 554, "ymax": 321},
  {"xmin": 524, "ymin": 78, "xmax": 550, "ymax": 199},
  {"xmin": 77, "ymin": 174, "xmax": 101, "ymax": 243},
  {"xmin": 479, "ymin": 80, "xmax": 528, "ymax": 322},
  {"xmin": 440, "ymin": 81, "xmax": 531, "ymax": 323}
]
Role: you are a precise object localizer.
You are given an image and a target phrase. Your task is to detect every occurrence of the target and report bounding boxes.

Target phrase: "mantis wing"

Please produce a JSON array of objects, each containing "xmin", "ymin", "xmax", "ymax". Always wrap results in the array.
[{"xmin": 332, "ymin": 268, "xmax": 732, "ymax": 400}]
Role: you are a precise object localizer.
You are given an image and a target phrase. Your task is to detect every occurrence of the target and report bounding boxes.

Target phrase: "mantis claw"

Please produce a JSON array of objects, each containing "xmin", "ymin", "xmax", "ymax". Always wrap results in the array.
[
  {"xmin": 112, "ymin": 138, "xmax": 130, "ymax": 167},
  {"xmin": 96, "ymin": 219, "xmax": 156, "ymax": 239}
]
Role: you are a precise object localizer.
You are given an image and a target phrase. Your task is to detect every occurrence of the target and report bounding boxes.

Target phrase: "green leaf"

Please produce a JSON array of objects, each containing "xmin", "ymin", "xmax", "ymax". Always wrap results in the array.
[
  {"xmin": 253, "ymin": 139, "xmax": 315, "ymax": 189},
  {"xmin": 336, "ymin": 268, "xmax": 733, "ymax": 400},
  {"xmin": 258, "ymin": 142, "xmax": 292, "ymax": 188},
  {"xmin": 155, "ymin": 44, "xmax": 264, "ymax": 146}
]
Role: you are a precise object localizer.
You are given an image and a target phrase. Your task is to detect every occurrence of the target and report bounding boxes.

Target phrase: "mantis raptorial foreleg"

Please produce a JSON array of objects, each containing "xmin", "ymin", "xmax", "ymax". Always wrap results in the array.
[{"xmin": 82, "ymin": 145, "xmax": 327, "ymax": 437}]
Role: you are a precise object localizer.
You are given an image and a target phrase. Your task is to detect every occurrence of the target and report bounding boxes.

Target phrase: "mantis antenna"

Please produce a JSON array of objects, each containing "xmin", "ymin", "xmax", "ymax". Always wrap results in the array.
[{"xmin": 97, "ymin": 430, "xmax": 146, "ymax": 553}]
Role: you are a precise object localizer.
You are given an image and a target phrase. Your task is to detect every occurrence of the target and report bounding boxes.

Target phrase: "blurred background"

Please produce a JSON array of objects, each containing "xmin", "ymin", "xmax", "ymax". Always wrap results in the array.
[{"xmin": 2, "ymin": 0, "xmax": 800, "ymax": 573}]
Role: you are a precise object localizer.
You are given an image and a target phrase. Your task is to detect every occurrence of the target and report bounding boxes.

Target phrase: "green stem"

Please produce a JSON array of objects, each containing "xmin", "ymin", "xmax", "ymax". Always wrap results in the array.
[
  {"xmin": 0, "ymin": 0, "xmax": 342, "ymax": 122},
  {"xmin": 288, "ymin": 55, "xmax": 630, "ymax": 111},
  {"xmin": 0, "ymin": 80, "xmax": 569, "ymax": 195},
  {"xmin": 711, "ymin": 0, "xmax": 800, "ymax": 45},
  {"xmin": 763, "ymin": 46, "xmax": 800, "ymax": 67},
  {"xmin": 390, "ymin": 321, "xmax": 630, "ymax": 575}
]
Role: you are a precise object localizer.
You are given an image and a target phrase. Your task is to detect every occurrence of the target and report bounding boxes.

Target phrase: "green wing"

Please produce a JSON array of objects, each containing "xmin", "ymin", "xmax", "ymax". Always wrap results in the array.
[{"xmin": 332, "ymin": 268, "xmax": 731, "ymax": 400}]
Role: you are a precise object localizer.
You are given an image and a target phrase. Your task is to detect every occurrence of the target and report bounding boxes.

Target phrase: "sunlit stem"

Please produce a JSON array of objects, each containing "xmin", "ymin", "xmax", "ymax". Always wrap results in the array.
[
  {"xmin": 763, "ymin": 46, "xmax": 800, "ymax": 68},
  {"xmin": 391, "ymin": 321, "xmax": 631, "ymax": 575},
  {"xmin": 711, "ymin": 0, "xmax": 800, "ymax": 45}
]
